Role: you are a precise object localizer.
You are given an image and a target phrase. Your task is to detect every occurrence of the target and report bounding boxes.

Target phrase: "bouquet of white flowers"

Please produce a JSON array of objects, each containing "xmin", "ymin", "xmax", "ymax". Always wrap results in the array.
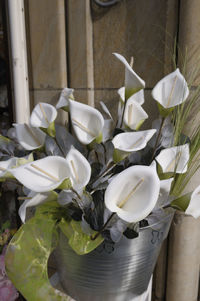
[{"xmin": 2, "ymin": 53, "xmax": 200, "ymax": 300}]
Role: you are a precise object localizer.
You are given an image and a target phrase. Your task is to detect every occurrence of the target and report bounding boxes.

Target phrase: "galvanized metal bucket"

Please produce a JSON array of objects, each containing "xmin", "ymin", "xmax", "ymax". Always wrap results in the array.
[{"xmin": 55, "ymin": 209, "xmax": 174, "ymax": 301}]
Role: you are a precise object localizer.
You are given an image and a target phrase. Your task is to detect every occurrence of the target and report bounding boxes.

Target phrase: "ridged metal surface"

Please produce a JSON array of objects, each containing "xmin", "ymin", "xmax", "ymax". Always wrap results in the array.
[{"xmin": 56, "ymin": 211, "xmax": 174, "ymax": 301}]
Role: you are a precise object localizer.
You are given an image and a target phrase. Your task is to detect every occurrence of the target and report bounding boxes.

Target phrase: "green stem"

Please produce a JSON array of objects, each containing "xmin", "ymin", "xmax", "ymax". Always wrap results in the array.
[
  {"xmin": 91, "ymin": 212, "xmax": 116, "ymax": 241},
  {"xmin": 151, "ymin": 117, "xmax": 165, "ymax": 161}
]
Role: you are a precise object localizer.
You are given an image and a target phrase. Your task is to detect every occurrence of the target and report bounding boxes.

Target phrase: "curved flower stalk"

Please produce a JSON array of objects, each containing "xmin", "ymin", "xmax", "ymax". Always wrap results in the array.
[
  {"xmin": 56, "ymin": 87, "xmax": 74, "ymax": 111},
  {"xmin": 105, "ymin": 165, "xmax": 160, "ymax": 223},
  {"xmin": 30, "ymin": 102, "xmax": 57, "ymax": 137},
  {"xmin": 69, "ymin": 100, "xmax": 104, "ymax": 145},
  {"xmin": 185, "ymin": 185, "xmax": 200, "ymax": 218},
  {"xmin": 113, "ymin": 53, "xmax": 145, "ymax": 99},
  {"xmin": 112, "ymin": 129, "xmax": 156, "ymax": 162},
  {"xmin": 118, "ymin": 86, "xmax": 144, "ymax": 105},
  {"xmin": 10, "ymin": 156, "xmax": 72, "ymax": 192},
  {"xmin": 156, "ymin": 144, "xmax": 190, "ymax": 174},
  {"xmin": 14, "ymin": 123, "xmax": 46, "ymax": 150},
  {"xmin": 152, "ymin": 68, "xmax": 189, "ymax": 112},
  {"xmin": 66, "ymin": 147, "xmax": 91, "ymax": 193},
  {"xmin": 19, "ymin": 191, "xmax": 57, "ymax": 223},
  {"xmin": 123, "ymin": 99, "xmax": 148, "ymax": 130}
]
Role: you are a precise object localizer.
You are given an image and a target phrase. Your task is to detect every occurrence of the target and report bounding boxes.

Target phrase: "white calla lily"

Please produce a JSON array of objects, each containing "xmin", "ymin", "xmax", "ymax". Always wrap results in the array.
[
  {"xmin": 105, "ymin": 165, "xmax": 160, "ymax": 223},
  {"xmin": 124, "ymin": 99, "xmax": 148, "ymax": 130},
  {"xmin": 66, "ymin": 147, "xmax": 91, "ymax": 192},
  {"xmin": 14, "ymin": 123, "xmax": 46, "ymax": 150},
  {"xmin": 185, "ymin": 185, "xmax": 200, "ymax": 218},
  {"xmin": 30, "ymin": 102, "xmax": 57, "ymax": 128},
  {"xmin": 56, "ymin": 88, "xmax": 74, "ymax": 111},
  {"xmin": 118, "ymin": 86, "xmax": 144, "ymax": 105},
  {"xmin": 10, "ymin": 156, "xmax": 72, "ymax": 192},
  {"xmin": 156, "ymin": 144, "xmax": 189, "ymax": 174},
  {"xmin": 152, "ymin": 68, "xmax": 189, "ymax": 109},
  {"xmin": 0, "ymin": 157, "xmax": 17, "ymax": 178},
  {"xmin": 69, "ymin": 100, "xmax": 104, "ymax": 145},
  {"xmin": 112, "ymin": 129, "xmax": 156, "ymax": 162},
  {"xmin": 113, "ymin": 53, "xmax": 145, "ymax": 98},
  {"xmin": 19, "ymin": 191, "xmax": 56, "ymax": 223}
]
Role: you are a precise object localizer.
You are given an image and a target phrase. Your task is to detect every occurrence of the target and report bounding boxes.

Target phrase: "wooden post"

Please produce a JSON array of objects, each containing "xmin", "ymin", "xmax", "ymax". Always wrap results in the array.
[
  {"xmin": 66, "ymin": 0, "xmax": 94, "ymax": 106},
  {"xmin": 166, "ymin": 1, "xmax": 200, "ymax": 300},
  {"xmin": 25, "ymin": 0, "xmax": 67, "ymax": 123}
]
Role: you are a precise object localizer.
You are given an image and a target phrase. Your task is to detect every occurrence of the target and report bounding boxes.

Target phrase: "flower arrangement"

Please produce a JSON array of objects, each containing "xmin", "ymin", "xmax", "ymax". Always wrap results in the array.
[{"xmin": 1, "ymin": 53, "xmax": 200, "ymax": 299}]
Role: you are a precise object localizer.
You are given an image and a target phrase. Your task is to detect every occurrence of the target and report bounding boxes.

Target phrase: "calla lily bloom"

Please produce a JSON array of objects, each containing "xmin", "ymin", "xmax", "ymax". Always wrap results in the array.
[
  {"xmin": 30, "ymin": 102, "xmax": 57, "ymax": 137},
  {"xmin": 56, "ymin": 88, "xmax": 74, "ymax": 111},
  {"xmin": 156, "ymin": 144, "xmax": 189, "ymax": 174},
  {"xmin": 13, "ymin": 123, "xmax": 46, "ymax": 150},
  {"xmin": 30, "ymin": 102, "xmax": 57, "ymax": 128},
  {"xmin": 124, "ymin": 99, "xmax": 148, "ymax": 130},
  {"xmin": 69, "ymin": 100, "xmax": 104, "ymax": 145},
  {"xmin": 19, "ymin": 191, "xmax": 56, "ymax": 223},
  {"xmin": 113, "ymin": 53, "xmax": 145, "ymax": 99},
  {"xmin": 152, "ymin": 68, "xmax": 189, "ymax": 109},
  {"xmin": 112, "ymin": 129, "xmax": 156, "ymax": 162},
  {"xmin": 185, "ymin": 185, "xmax": 200, "ymax": 218},
  {"xmin": 118, "ymin": 86, "xmax": 144, "ymax": 105},
  {"xmin": 10, "ymin": 156, "xmax": 72, "ymax": 192},
  {"xmin": 105, "ymin": 165, "xmax": 160, "ymax": 223},
  {"xmin": 66, "ymin": 147, "xmax": 91, "ymax": 192}
]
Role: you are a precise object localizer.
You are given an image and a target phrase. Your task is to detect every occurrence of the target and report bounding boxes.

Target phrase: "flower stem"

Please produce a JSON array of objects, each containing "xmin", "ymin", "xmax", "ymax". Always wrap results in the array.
[
  {"xmin": 151, "ymin": 117, "xmax": 165, "ymax": 161},
  {"xmin": 91, "ymin": 212, "xmax": 116, "ymax": 241}
]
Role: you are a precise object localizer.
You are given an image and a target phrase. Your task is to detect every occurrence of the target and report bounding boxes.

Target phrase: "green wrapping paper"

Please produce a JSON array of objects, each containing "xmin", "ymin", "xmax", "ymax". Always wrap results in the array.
[
  {"xmin": 4, "ymin": 199, "xmax": 103, "ymax": 300},
  {"xmin": 5, "ymin": 206, "xmax": 74, "ymax": 300}
]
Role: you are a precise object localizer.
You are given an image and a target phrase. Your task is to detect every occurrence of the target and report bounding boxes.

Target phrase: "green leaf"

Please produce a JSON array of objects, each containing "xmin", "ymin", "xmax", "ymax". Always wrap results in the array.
[
  {"xmin": 171, "ymin": 192, "xmax": 191, "ymax": 211},
  {"xmin": 5, "ymin": 216, "xmax": 72, "ymax": 301},
  {"xmin": 59, "ymin": 219, "xmax": 104, "ymax": 255}
]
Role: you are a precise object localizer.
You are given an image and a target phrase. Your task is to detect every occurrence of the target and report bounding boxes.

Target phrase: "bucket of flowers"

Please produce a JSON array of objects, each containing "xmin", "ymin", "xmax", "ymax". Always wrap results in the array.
[{"xmin": 1, "ymin": 53, "xmax": 199, "ymax": 301}]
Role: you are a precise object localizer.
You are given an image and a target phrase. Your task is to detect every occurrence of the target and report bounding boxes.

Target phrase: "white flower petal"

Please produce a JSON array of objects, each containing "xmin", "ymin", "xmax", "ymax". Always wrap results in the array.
[
  {"xmin": 156, "ymin": 144, "xmax": 189, "ymax": 173},
  {"xmin": 185, "ymin": 185, "xmax": 200, "ymax": 218},
  {"xmin": 0, "ymin": 157, "xmax": 17, "ymax": 177},
  {"xmin": 124, "ymin": 99, "xmax": 148, "ymax": 130},
  {"xmin": 19, "ymin": 192, "xmax": 50, "ymax": 223},
  {"xmin": 105, "ymin": 165, "xmax": 160, "ymax": 223},
  {"xmin": 113, "ymin": 53, "xmax": 145, "ymax": 96},
  {"xmin": 14, "ymin": 124, "xmax": 46, "ymax": 150},
  {"xmin": 30, "ymin": 102, "xmax": 57, "ymax": 128},
  {"xmin": 69, "ymin": 100, "xmax": 104, "ymax": 145},
  {"xmin": 66, "ymin": 148, "xmax": 91, "ymax": 192},
  {"xmin": 10, "ymin": 156, "xmax": 71, "ymax": 192},
  {"xmin": 117, "ymin": 87, "xmax": 125, "ymax": 102},
  {"xmin": 56, "ymin": 88, "xmax": 74, "ymax": 110},
  {"xmin": 152, "ymin": 68, "xmax": 189, "ymax": 108},
  {"xmin": 112, "ymin": 129, "xmax": 156, "ymax": 153},
  {"xmin": 155, "ymin": 178, "xmax": 173, "ymax": 209}
]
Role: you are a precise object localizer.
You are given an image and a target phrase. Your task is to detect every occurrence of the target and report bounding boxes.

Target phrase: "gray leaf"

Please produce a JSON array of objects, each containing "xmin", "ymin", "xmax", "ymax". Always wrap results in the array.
[
  {"xmin": 58, "ymin": 190, "xmax": 76, "ymax": 206},
  {"xmin": 45, "ymin": 136, "xmax": 63, "ymax": 156},
  {"xmin": 55, "ymin": 124, "xmax": 85, "ymax": 156}
]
